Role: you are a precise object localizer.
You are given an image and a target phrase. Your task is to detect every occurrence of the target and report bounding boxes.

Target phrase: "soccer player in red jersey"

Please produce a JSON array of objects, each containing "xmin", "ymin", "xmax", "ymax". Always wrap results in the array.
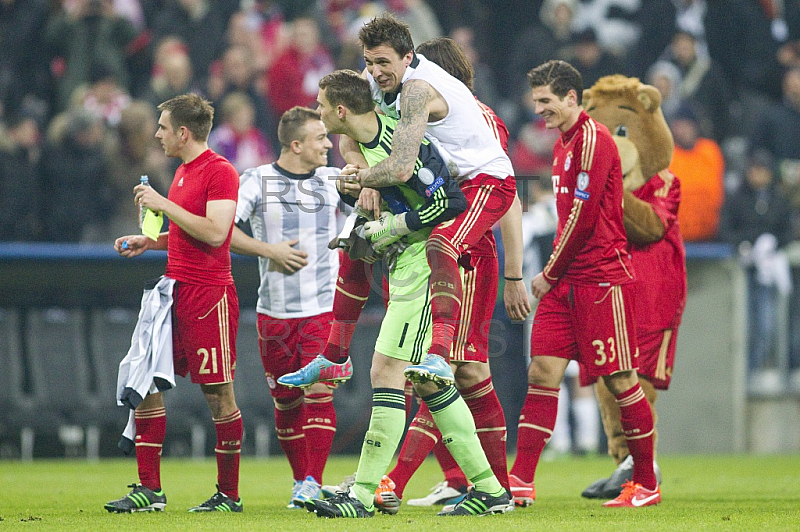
[
  {"xmin": 579, "ymin": 75, "xmax": 687, "ymax": 499},
  {"xmin": 108, "ymin": 94, "xmax": 243, "ymax": 513},
  {"xmin": 509, "ymin": 61, "xmax": 660, "ymax": 508}
]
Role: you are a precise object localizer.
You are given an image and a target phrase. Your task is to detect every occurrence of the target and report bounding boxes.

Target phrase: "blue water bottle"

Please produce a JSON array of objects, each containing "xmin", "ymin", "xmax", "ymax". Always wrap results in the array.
[{"xmin": 138, "ymin": 175, "xmax": 150, "ymax": 228}]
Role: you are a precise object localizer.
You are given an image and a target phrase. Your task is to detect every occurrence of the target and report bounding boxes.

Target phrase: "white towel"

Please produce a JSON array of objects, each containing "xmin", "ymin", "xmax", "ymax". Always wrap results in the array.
[{"xmin": 116, "ymin": 276, "xmax": 177, "ymax": 453}]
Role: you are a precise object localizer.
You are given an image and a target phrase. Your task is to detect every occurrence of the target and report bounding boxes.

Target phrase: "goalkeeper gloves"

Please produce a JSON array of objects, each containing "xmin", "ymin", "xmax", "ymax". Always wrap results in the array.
[{"xmin": 363, "ymin": 211, "xmax": 411, "ymax": 253}]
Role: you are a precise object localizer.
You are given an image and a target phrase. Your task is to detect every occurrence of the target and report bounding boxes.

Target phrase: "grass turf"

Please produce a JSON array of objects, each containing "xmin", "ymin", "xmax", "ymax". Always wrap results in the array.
[{"xmin": 1, "ymin": 454, "xmax": 798, "ymax": 530}]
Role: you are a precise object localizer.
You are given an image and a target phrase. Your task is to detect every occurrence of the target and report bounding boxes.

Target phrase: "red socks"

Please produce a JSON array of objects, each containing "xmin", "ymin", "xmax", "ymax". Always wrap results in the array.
[
  {"xmin": 323, "ymin": 251, "xmax": 371, "ymax": 363},
  {"xmin": 426, "ymin": 240, "xmax": 462, "ymax": 359},
  {"xmin": 616, "ymin": 384, "xmax": 657, "ymax": 490},
  {"xmin": 275, "ymin": 396, "xmax": 307, "ymax": 480},
  {"xmin": 214, "ymin": 409, "xmax": 242, "ymax": 500},
  {"xmin": 510, "ymin": 384, "xmax": 559, "ymax": 484},
  {"xmin": 462, "ymin": 378, "xmax": 509, "ymax": 491},
  {"xmin": 134, "ymin": 406, "xmax": 166, "ymax": 491},
  {"xmin": 303, "ymin": 392, "xmax": 337, "ymax": 484}
]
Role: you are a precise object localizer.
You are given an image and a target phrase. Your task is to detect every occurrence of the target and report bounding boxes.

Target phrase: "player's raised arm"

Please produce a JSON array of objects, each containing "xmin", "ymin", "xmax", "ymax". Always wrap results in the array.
[{"xmin": 356, "ymin": 79, "xmax": 435, "ymax": 187}]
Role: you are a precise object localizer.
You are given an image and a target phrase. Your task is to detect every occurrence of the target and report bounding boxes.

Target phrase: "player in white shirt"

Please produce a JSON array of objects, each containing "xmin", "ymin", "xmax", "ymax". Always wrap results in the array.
[
  {"xmin": 230, "ymin": 106, "xmax": 344, "ymax": 510},
  {"xmin": 341, "ymin": 14, "xmax": 529, "ymax": 388}
]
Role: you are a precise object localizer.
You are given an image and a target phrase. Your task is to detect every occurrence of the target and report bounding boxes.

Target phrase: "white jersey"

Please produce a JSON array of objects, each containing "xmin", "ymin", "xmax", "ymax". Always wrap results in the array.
[
  {"xmin": 236, "ymin": 162, "xmax": 341, "ymax": 319},
  {"xmin": 367, "ymin": 53, "xmax": 514, "ymax": 181}
]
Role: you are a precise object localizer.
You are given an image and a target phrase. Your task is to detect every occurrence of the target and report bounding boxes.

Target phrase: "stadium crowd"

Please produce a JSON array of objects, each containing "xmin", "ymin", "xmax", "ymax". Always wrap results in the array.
[{"xmin": 2, "ymin": 2, "xmax": 800, "ymax": 390}]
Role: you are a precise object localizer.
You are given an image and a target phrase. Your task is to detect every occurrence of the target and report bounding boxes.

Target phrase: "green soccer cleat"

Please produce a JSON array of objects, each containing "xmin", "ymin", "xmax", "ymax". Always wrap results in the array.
[
  {"xmin": 188, "ymin": 485, "xmax": 242, "ymax": 512},
  {"xmin": 104, "ymin": 483, "xmax": 166, "ymax": 513},
  {"xmin": 305, "ymin": 490, "xmax": 375, "ymax": 518},
  {"xmin": 437, "ymin": 489, "xmax": 513, "ymax": 516}
]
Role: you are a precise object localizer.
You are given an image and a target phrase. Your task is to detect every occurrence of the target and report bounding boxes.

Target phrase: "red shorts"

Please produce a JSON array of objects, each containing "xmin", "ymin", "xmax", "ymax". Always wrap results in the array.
[
  {"xmin": 531, "ymin": 281, "xmax": 639, "ymax": 381},
  {"xmin": 258, "ymin": 311, "xmax": 333, "ymax": 400},
  {"xmin": 431, "ymin": 174, "xmax": 516, "ymax": 255},
  {"xmin": 452, "ymin": 254, "xmax": 498, "ymax": 363},
  {"xmin": 172, "ymin": 283, "xmax": 239, "ymax": 384}
]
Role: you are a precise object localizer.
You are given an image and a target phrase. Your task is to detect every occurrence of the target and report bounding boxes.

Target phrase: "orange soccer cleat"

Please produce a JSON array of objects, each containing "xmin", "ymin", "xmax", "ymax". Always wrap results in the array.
[
  {"xmin": 374, "ymin": 475, "xmax": 401, "ymax": 515},
  {"xmin": 509, "ymin": 474, "xmax": 535, "ymax": 507},
  {"xmin": 602, "ymin": 481, "xmax": 661, "ymax": 508}
]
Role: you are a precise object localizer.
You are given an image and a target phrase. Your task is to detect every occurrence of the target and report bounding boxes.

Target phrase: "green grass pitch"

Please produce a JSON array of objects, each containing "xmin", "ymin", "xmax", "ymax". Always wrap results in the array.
[{"xmin": 1, "ymin": 454, "xmax": 798, "ymax": 530}]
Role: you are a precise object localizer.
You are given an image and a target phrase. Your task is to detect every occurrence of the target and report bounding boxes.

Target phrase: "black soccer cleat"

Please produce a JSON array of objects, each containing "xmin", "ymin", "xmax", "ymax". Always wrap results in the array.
[
  {"xmin": 105, "ymin": 483, "xmax": 166, "ymax": 513},
  {"xmin": 188, "ymin": 485, "xmax": 242, "ymax": 512},
  {"xmin": 305, "ymin": 490, "xmax": 375, "ymax": 518},
  {"xmin": 437, "ymin": 489, "xmax": 513, "ymax": 516}
]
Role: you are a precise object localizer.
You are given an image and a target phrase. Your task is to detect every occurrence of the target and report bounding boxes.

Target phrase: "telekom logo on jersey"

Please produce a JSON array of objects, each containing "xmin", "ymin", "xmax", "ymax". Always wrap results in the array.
[{"xmin": 551, "ymin": 174, "xmax": 569, "ymax": 195}]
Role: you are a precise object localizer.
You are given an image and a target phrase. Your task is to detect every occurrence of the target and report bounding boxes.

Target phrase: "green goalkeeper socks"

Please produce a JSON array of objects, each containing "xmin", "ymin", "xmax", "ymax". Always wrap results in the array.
[
  {"xmin": 352, "ymin": 388, "xmax": 406, "ymax": 508},
  {"xmin": 423, "ymin": 386, "xmax": 505, "ymax": 497}
]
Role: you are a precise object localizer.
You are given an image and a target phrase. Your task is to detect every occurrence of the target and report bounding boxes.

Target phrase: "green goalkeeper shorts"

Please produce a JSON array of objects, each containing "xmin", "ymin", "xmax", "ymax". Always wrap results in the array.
[{"xmin": 375, "ymin": 240, "xmax": 432, "ymax": 363}]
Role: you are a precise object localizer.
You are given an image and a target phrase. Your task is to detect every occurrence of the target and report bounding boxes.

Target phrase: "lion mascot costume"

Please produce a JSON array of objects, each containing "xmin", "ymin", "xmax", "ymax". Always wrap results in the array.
[{"xmin": 580, "ymin": 74, "xmax": 688, "ymax": 499}]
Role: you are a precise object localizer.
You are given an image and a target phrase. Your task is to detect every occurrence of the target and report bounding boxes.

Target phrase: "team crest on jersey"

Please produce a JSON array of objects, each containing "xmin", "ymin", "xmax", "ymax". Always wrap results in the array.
[
  {"xmin": 575, "ymin": 171, "xmax": 590, "ymax": 200},
  {"xmin": 564, "ymin": 152, "xmax": 573, "ymax": 171},
  {"xmin": 577, "ymin": 171, "xmax": 589, "ymax": 191},
  {"xmin": 418, "ymin": 167, "xmax": 435, "ymax": 185}
]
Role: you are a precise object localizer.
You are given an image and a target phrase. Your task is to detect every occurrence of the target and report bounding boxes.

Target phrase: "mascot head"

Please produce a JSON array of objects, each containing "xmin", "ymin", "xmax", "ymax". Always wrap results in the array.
[{"xmin": 583, "ymin": 74, "xmax": 674, "ymax": 191}]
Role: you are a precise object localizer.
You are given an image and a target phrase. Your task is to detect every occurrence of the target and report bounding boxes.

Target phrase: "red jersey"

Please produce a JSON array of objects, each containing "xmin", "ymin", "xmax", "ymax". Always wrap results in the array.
[
  {"xmin": 165, "ymin": 149, "xmax": 239, "ymax": 285},
  {"xmin": 630, "ymin": 170, "xmax": 687, "ymax": 331},
  {"xmin": 477, "ymin": 99, "xmax": 510, "ymax": 153},
  {"xmin": 469, "ymin": 98, "xmax": 507, "ymax": 259},
  {"xmin": 544, "ymin": 111, "xmax": 633, "ymax": 285}
]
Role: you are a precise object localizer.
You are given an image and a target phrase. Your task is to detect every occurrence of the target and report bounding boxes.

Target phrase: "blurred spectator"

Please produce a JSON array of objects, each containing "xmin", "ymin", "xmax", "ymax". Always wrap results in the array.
[
  {"xmin": 73, "ymin": 62, "xmax": 132, "ymax": 128},
  {"xmin": 750, "ymin": 67, "xmax": 800, "ymax": 182},
  {"xmin": 705, "ymin": 0, "xmax": 793, "ymax": 101},
  {"xmin": 449, "ymin": 26, "xmax": 500, "ymax": 110},
  {"xmin": 0, "ymin": 110, "xmax": 44, "ymax": 241},
  {"xmin": 572, "ymin": 0, "xmax": 640, "ymax": 58},
  {"xmin": 383, "ymin": 0, "xmax": 443, "ymax": 45},
  {"xmin": 0, "ymin": 0, "xmax": 51, "ymax": 112},
  {"xmin": 427, "ymin": 0, "xmax": 488, "ymax": 36},
  {"xmin": 239, "ymin": 0, "xmax": 287, "ymax": 72},
  {"xmin": 224, "ymin": 8, "xmax": 277, "ymax": 77},
  {"xmin": 719, "ymin": 149, "xmax": 794, "ymax": 394},
  {"xmin": 104, "ymin": 99, "xmax": 172, "ymax": 239},
  {"xmin": 668, "ymin": 103, "xmax": 725, "ymax": 242},
  {"xmin": 341, "ymin": 1, "xmax": 442, "ymax": 46},
  {"xmin": 662, "ymin": 30, "xmax": 732, "ymax": 141},
  {"xmin": 508, "ymin": 0, "xmax": 579, "ymax": 102},
  {"xmin": 265, "ymin": 17, "xmax": 335, "ymax": 116},
  {"xmin": 521, "ymin": 177, "xmax": 557, "ymax": 282},
  {"xmin": 206, "ymin": 45, "xmax": 276, "ymax": 150},
  {"xmin": 312, "ymin": 0, "xmax": 365, "ymax": 48},
  {"xmin": 646, "ymin": 60, "xmax": 683, "ymax": 123},
  {"xmin": 44, "ymin": 0, "xmax": 140, "ymax": 113},
  {"xmin": 565, "ymin": 28, "xmax": 624, "ymax": 89},
  {"xmin": 111, "ymin": 0, "xmax": 146, "ymax": 30},
  {"xmin": 141, "ymin": 44, "xmax": 200, "ymax": 110},
  {"xmin": 627, "ymin": 0, "xmax": 677, "ymax": 80},
  {"xmin": 208, "ymin": 92, "xmax": 275, "ymax": 174},
  {"xmin": 39, "ymin": 108, "xmax": 115, "ymax": 242},
  {"xmin": 150, "ymin": 0, "xmax": 231, "ymax": 88}
]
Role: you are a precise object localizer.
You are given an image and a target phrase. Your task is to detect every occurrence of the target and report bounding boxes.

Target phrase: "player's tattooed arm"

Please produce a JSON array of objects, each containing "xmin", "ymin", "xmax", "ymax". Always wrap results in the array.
[{"xmin": 357, "ymin": 79, "xmax": 433, "ymax": 187}]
